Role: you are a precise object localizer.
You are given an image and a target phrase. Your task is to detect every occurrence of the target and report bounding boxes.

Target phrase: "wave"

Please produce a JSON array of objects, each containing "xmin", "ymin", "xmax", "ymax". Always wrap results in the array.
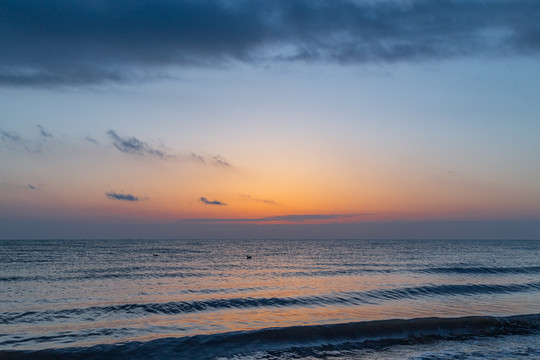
[
  {"xmin": 421, "ymin": 266, "xmax": 540, "ymax": 275},
  {"xmin": 0, "ymin": 270, "xmax": 209, "ymax": 282},
  {"xmin": 3, "ymin": 281, "xmax": 540, "ymax": 325},
  {"xmin": 0, "ymin": 269, "xmax": 390, "ymax": 283},
  {"xmin": 5, "ymin": 265, "xmax": 540, "ymax": 283},
  {"xmin": 3, "ymin": 314, "xmax": 539, "ymax": 360}
]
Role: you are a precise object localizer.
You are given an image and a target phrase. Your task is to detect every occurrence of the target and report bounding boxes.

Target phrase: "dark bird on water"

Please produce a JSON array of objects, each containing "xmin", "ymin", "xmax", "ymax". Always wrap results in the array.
[{"xmin": 246, "ymin": 255, "xmax": 252, "ymax": 259}]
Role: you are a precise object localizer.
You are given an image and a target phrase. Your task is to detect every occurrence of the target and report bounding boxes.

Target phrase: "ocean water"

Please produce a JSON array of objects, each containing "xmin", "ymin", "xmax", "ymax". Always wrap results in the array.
[{"xmin": 0, "ymin": 239, "xmax": 539, "ymax": 359}]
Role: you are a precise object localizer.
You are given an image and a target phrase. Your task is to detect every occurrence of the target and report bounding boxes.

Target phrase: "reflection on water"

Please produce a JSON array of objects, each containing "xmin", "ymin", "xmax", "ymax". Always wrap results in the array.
[{"xmin": 1, "ymin": 239, "xmax": 539, "ymax": 352}]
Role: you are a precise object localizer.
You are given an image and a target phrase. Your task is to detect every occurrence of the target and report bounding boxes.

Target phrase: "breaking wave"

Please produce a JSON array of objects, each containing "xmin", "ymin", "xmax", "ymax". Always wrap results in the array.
[{"xmin": 3, "ymin": 314, "xmax": 539, "ymax": 360}]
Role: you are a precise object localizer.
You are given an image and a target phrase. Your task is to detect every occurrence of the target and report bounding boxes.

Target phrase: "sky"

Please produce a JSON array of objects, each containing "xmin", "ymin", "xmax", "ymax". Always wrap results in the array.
[{"xmin": 1, "ymin": 0, "xmax": 540, "ymax": 239}]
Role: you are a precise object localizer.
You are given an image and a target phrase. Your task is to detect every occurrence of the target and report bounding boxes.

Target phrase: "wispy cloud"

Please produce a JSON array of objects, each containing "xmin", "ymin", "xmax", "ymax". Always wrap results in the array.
[
  {"xmin": 211, "ymin": 155, "xmax": 231, "ymax": 167},
  {"xmin": 240, "ymin": 194, "xmax": 280, "ymax": 205},
  {"xmin": 107, "ymin": 130, "xmax": 172, "ymax": 159},
  {"xmin": 188, "ymin": 153, "xmax": 206, "ymax": 163},
  {"xmin": 85, "ymin": 136, "xmax": 100, "ymax": 145},
  {"xmin": 0, "ymin": 129, "xmax": 42, "ymax": 153},
  {"xmin": 106, "ymin": 130, "xmax": 231, "ymax": 167},
  {"xmin": 36, "ymin": 125, "xmax": 53, "ymax": 138},
  {"xmin": 106, "ymin": 192, "xmax": 140, "ymax": 202},
  {"xmin": 181, "ymin": 213, "xmax": 371, "ymax": 223},
  {"xmin": 0, "ymin": 130, "xmax": 22, "ymax": 143},
  {"xmin": 1, "ymin": 0, "xmax": 539, "ymax": 86},
  {"xmin": 2, "ymin": 127, "xmax": 232, "ymax": 168},
  {"xmin": 199, "ymin": 197, "xmax": 227, "ymax": 206},
  {"xmin": 257, "ymin": 214, "xmax": 365, "ymax": 222},
  {"xmin": 185, "ymin": 153, "xmax": 232, "ymax": 168}
]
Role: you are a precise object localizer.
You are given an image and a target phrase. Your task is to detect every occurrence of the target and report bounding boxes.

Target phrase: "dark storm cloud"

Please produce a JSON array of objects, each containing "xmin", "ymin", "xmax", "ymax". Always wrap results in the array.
[
  {"xmin": 200, "ymin": 197, "xmax": 227, "ymax": 206},
  {"xmin": 106, "ymin": 192, "xmax": 139, "ymax": 201},
  {"xmin": 1, "ymin": 0, "xmax": 539, "ymax": 86},
  {"xmin": 107, "ymin": 130, "xmax": 172, "ymax": 158}
]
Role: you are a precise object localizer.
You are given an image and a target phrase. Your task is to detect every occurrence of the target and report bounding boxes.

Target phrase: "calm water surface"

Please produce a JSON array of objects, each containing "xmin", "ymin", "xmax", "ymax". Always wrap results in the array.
[{"xmin": 1, "ymin": 239, "xmax": 539, "ymax": 359}]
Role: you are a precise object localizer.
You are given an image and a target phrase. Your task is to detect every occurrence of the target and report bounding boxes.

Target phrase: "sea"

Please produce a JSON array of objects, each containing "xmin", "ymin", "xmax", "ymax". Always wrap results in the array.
[{"xmin": 0, "ymin": 239, "xmax": 539, "ymax": 359}]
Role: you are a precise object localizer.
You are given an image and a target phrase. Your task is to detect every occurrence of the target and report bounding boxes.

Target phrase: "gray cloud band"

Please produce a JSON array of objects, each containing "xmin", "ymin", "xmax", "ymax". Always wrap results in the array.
[
  {"xmin": 1, "ymin": 0, "xmax": 539, "ymax": 86},
  {"xmin": 181, "ymin": 213, "xmax": 372, "ymax": 223},
  {"xmin": 106, "ymin": 192, "xmax": 139, "ymax": 201},
  {"xmin": 200, "ymin": 197, "xmax": 227, "ymax": 206}
]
